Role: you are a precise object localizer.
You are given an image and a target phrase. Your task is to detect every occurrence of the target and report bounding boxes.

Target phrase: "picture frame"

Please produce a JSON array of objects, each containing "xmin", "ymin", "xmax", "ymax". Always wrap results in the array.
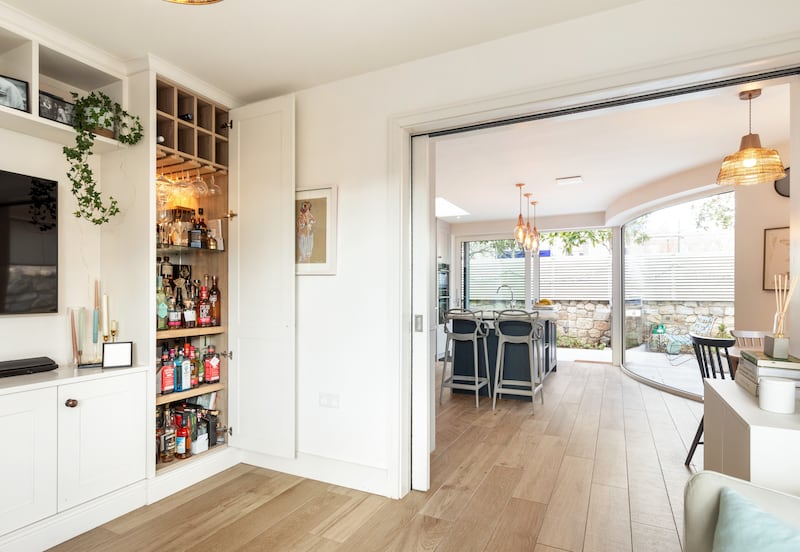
[
  {"xmin": 763, "ymin": 226, "xmax": 790, "ymax": 290},
  {"xmin": 0, "ymin": 74, "xmax": 28, "ymax": 112},
  {"xmin": 295, "ymin": 186, "xmax": 337, "ymax": 275},
  {"xmin": 38, "ymin": 90, "xmax": 74, "ymax": 126},
  {"xmin": 102, "ymin": 341, "xmax": 133, "ymax": 369}
]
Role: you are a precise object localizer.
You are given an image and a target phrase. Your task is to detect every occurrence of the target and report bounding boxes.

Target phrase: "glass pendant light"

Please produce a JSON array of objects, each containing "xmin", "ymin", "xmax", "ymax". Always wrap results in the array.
[
  {"xmin": 513, "ymin": 183, "xmax": 527, "ymax": 245},
  {"xmin": 164, "ymin": 0, "xmax": 223, "ymax": 5},
  {"xmin": 716, "ymin": 89, "xmax": 786, "ymax": 186},
  {"xmin": 522, "ymin": 193, "xmax": 534, "ymax": 251},
  {"xmin": 528, "ymin": 200, "xmax": 540, "ymax": 254}
]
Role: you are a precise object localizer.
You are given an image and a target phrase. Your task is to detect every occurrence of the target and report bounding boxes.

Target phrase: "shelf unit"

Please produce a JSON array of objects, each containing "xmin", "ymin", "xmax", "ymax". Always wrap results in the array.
[
  {"xmin": 0, "ymin": 27, "xmax": 125, "ymax": 151},
  {"xmin": 155, "ymin": 76, "xmax": 230, "ymax": 472}
]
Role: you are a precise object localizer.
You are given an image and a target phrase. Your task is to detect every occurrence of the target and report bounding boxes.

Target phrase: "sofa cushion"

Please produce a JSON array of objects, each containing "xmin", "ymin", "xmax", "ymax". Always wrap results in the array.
[{"xmin": 713, "ymin": 486, "xmax": 800, "ymax": 552}]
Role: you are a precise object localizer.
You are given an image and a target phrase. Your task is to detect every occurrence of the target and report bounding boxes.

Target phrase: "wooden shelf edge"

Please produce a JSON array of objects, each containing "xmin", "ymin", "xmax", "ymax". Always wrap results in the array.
[
  {"xmin": 157, "ymin": 326, "xmax": 226, "ymax": 340},
  {"xmin": 155, "ymin": 442, "xmax": 228, "ymax": 473},
  {"xmin": 156, "ymin": 382, "xmax": 225, "ymax": 406}
]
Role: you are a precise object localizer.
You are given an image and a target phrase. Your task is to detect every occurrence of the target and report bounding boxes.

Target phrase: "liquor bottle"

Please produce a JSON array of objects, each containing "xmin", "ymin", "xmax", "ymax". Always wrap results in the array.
[
  {"xmin": 198, "ymin": 208, "xmax": 208, "ymax": 248},
  {"xmin": 156, "ymin": 276, "xmax": 168, "ymax": 331},
  {"xmin": 209, "ymin": 275, "xmax": 221, "ymax": 326},
  {"xmin": 204, "ymin": 345, "xmax": 220, "ymax": 383},
  {"xmin": 175, "ymin": 413, "xmax": 191, "ymax": 459},
  {"xmin": 183, "ymin": 296, "xmax": 196, "ymax": 329},
  {"xmin": 196, "ymin": 345, "xmax": 205, "ymax": 383},
  {"xmin": 160, "ymin": 409, "xmax": 176, "ymax": 463},
  {"xmin": 160, "ymin": 256, "xmax": 174, "ymax": 292},
  {"xmin": 160, "ymin": 346, "xmax": 174, "ymax": 394},
  {"xmin": 189, "ymin": 212, "xmax": 203, "ymax": 248},
  {"xmin": 197, "ymin": 286, "xmax": 211, "ymax": 327},
  {"xmin": 167, "ymin": 295, "xmax": 182, "ymax": 329},
  {"xmin": 180, "ymin": 346, "xmax": 192, "ymax": 392},
  {"xmin": 172, "ymin": 347, "xmax": 182, "ymax": 392},
  {"xmin": 155, "ymin": 407, "xmax": 163, "ymax": 464},
  {"xmin": 207, "ymin": 229, "xmax": 218, "ymax": 250},
  {"xmin": 189, "ymin": 345, "xmax": 198, "ymax": 388}
]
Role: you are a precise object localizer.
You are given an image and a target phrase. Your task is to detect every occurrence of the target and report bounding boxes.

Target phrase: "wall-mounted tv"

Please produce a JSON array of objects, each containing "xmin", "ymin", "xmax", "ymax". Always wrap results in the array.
[{"xmin": 0, "ymin": 170, "xmax": 58, "ymax": 314}]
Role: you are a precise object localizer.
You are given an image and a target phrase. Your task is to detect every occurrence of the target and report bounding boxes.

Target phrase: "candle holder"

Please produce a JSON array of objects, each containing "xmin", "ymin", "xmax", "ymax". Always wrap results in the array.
[{"xmin": 110, "ymin": 320, "xmax": 119, "ymax": 343}]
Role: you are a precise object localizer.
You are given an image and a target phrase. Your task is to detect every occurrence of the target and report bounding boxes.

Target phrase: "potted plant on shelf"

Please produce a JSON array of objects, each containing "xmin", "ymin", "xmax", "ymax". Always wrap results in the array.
[{"xmin": 62, "ymin": 91, "xmax": 144, "ymax": 225}]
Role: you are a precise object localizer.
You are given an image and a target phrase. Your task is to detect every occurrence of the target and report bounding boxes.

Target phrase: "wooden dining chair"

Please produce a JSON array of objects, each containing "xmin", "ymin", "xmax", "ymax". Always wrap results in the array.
[
  {"xmin": 730, "ymin": 329, "xmax": 766, "ymax": 350},
  {"xmin": 684, "ymin": 333, "xmax": 736, "ymax": 466}
]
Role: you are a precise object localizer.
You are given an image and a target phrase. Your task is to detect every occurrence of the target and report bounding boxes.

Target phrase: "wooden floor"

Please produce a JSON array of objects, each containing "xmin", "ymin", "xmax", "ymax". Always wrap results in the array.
[{"xmin": 50, "ymin": 361, "xmax": 703, "ymax": 552}]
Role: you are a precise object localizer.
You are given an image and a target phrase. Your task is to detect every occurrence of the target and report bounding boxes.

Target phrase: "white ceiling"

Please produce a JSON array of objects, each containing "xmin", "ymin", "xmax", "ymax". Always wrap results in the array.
[
  {"xmin": 434, "ymin": 83, "xmax": 791, "ymax": 223},
  {"xmin": 2, "ymin": 0, "xmax": 791, "ymax": 224}
]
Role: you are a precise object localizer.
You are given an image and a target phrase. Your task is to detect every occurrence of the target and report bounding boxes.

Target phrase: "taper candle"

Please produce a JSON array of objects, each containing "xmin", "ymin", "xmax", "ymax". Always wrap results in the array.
[{"xmin": 102, "ymin": 294, "xmax": 109, "ymax": 337}]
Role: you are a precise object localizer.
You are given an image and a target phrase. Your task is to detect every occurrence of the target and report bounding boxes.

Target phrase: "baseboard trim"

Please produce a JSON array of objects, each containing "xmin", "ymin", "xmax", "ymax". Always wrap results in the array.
[
  {"xmin": 146, "ymin": 446, "xmax": 242, "ymax": 504},
  {"xmin": 0, "ymin": 482, "xmax": 147, "ymax": 552},
  {"xmin": 240, "ymin": 450, "xmax": 393, "ymax": 498}
]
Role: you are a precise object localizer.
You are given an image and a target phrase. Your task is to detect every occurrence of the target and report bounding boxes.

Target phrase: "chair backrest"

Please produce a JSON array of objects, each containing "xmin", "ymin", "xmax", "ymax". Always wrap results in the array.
[
  {"xmin": 730, "ymin": 329, "xmax": 766, "ymax": 350},
  {"xmin": 445, "ymin": 308, "xmax": 487, "ymax": 340},
  {"xmin": 690, "ymin": 333, "xmax": 736, "ymax": 380},
  {"xmin": 495, "ymin": 309, "xmax": 540, "ymax": 341}
]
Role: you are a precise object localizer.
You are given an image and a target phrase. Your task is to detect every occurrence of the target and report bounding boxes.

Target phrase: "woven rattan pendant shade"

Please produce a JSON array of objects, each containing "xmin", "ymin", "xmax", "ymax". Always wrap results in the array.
[
  {"xmin": 164, "ymin": 0, "xmax": 222, "ymax": 4},
  {"xmin": 716, "ymin": 90, "xmax": 786, "ymax": 186}
]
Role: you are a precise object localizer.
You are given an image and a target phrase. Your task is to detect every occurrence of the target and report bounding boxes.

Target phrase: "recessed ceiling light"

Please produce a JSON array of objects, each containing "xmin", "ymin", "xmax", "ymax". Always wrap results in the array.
[
  {"xmin": 556, "ymin": 175, "xmax": 583, "ymax": 186},
  {"xmin": 435, "ymin": 197, "xmax": 470, "ymax": 218}
]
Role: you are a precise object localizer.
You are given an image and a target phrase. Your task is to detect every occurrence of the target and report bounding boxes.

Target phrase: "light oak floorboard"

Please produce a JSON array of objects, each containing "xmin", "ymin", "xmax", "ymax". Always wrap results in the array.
[{"xmin": 50, "ymin": 362, "xmax": 695, "ymax": 552}]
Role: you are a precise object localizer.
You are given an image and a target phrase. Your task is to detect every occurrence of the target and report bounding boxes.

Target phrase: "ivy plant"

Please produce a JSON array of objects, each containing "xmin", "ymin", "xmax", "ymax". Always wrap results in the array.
[{"xmin": 62, "ymin": 91, "xmax": 144, "ymax": 225}]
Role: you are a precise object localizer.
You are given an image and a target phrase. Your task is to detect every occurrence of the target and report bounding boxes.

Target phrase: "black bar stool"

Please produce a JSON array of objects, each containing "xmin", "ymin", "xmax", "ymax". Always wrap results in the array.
[
  {"xmin": 492, "ymin": 309, "xmax": 544, "ymax": 413},
  {"xmin": 440, "ymin": 308, "xmax": 491, "ymax": 408}
]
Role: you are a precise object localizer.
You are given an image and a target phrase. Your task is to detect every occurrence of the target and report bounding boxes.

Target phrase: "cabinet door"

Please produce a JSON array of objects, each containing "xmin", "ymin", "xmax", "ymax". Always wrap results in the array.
[
  {"xmin": 57, "ymin": 372, "xmax": 146, "ymax": 511},
  {"xmin": 229, "ymin": 95, "xmax": 295, "ymax": 458},
  {"xmin": 0, "ymin": 387, "xmax": 57, "ymax": 536}
]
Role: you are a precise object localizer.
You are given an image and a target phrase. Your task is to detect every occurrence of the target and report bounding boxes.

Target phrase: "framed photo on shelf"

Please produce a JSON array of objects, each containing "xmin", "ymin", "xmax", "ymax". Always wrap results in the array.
[
  {"xmin": 763, "ymin": 226, "xmax": 790, "ymax": 290},
  {"xmin": 295, "ymin": 186, "xmax": 337, "ymax": 275},
  {"xmin": 38, "ymin": 91, "xmax": 74, "ymax": 126},
  {"xmin": 102, "ymin": 341, "xmax": 133, "ymax": 369},
  {"xmin": 0, "ymin": 75, "xmax": 28, "ymax": 112}
]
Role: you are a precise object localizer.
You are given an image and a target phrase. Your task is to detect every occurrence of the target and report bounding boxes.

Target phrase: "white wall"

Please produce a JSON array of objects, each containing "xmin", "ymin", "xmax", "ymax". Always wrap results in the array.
[
  {"xmin": 735, "ymin": 183, "xmax": 791, "ymax": 333},
  {"xmin": 0, "ymin": 129, "xmax": 102, "ymax": 365},
  {"xmin": 292, "ymin": 0, "xmax": 800, "ymax": 495}
]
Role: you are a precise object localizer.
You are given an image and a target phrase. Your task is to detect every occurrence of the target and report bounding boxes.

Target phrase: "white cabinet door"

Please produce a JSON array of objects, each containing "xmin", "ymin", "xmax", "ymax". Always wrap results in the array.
[
  {"xmin": 0, "ymin": 387, "xmax": 57, "ymax": 536},
  {"xmin": 57, "ymin": 372, "xmax": 147, "ymax": 511},
  {"xmin": 228, "ymin": 95, "xmax": 296, "ymax": 458}
]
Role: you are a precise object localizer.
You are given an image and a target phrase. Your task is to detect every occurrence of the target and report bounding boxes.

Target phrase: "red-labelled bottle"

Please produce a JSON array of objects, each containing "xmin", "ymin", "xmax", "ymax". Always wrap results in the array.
[
  {"xmin": 175, "ymin": 413, "xmax": 191, "ymax": 459},
  {"xmin": 197, "ymin": 286, "xmax": 211, "ymax": 327},
  {"xmin": 204, "ymin": 345, "xmax": 220, "ymax": 384},
  {"xmin": 160, "ymin": 348, "xmax": 174, "ymax": 395}
]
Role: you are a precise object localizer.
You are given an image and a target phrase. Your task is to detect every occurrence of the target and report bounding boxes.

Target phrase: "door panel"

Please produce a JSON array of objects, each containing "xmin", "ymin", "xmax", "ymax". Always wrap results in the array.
[{"xmin": 229, "ymin": 95, "xmax": 296, "ymax": 458}]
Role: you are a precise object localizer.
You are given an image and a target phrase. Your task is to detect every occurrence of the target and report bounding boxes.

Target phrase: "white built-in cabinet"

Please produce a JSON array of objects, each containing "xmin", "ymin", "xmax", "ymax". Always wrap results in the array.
[
  {"xmin": 57, "ymin": 371, "xmax": 147, "ymax": 510},
  {"xmin": 0, "ymin": 17, "xmax": 295, "ymax": 551},
  {"xmin": 0, "ymin": 387, "xmax": 57, "ymax": 537},
  {"xmin": 0, "ymin": 368, "xmax": 147, "ymax": 539}
]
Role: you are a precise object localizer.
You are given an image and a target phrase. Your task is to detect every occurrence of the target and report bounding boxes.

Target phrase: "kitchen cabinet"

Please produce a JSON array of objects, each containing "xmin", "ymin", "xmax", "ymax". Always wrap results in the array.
[
  {"xmin": 0, "ymin": 387, "xmax": 57, "ymax": 537},
  {"xmin": 0, "ymin": 367, "xmax": 147, "ymax": 540},
  {"xmin": 58, "ymin": 371, "xmax": 147, "ymax": 510}
]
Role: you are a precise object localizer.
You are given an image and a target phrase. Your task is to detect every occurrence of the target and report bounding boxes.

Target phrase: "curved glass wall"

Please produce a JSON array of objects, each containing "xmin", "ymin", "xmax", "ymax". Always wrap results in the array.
[{"xmin": 622, "ymin": 192, "xmax": 734, "ymax": 398}]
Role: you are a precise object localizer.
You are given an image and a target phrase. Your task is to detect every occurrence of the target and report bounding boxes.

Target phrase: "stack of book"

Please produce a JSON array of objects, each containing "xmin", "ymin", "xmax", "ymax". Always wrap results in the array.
[{"xmin": 736, "ymin": 350, "xmax": 800, "ymax": 397}]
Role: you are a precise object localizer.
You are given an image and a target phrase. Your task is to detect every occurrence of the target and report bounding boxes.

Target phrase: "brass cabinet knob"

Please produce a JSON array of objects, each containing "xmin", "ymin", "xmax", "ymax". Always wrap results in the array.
[{"xmin": 65, "ymin": 399, "xmax": 78, "ymax": 408}]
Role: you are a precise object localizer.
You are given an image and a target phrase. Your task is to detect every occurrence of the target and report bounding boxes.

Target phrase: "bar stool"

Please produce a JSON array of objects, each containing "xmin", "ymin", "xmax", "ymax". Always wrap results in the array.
[
  {"xmin": 440, "ymin": 308, "xmax": 491, "ymax": 408},
  {"xmin": 493, "ymin": 309, "xmax": 544, "ymax": 413}
]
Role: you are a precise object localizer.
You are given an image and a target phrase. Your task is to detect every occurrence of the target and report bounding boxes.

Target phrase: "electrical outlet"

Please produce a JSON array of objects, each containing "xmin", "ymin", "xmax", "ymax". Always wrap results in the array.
[{"xmin": 319, "ymin": 392, "xmax": 340, "ymax": 408}]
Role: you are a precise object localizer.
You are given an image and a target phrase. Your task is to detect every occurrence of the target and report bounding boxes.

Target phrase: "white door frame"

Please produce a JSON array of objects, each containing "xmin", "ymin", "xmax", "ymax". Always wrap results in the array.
[{"xmin": 399, "ymin": 50, "xmax": 800, "ymax": 495}]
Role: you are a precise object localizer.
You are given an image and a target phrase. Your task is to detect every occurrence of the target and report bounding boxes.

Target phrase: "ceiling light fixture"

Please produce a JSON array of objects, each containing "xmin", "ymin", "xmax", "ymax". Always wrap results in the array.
[
  {"xmin": 164, "ymin": 0, "xmax": 223, "ymax": 5},
  {"xmin": 716, "ymin": 89, "xmax": 785, "ymax": 186},
  {"xmin": 527, "ymin": 200, "xmax": 540, "ymax": 254},
  {"xmin": 513, "ymin": 183, "xmax": 527, "ymax": 246}
]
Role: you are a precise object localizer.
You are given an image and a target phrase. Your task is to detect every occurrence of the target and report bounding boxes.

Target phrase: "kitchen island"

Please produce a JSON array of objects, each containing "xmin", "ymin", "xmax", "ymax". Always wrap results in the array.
[{"xmin": 448, "ymin": 308, "xmax": 558, "ymax": 398}]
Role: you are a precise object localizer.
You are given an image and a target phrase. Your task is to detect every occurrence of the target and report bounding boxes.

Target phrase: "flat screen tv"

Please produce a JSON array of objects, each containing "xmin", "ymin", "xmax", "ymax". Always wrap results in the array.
[{"xmin": 0, "ymin": 170, "xmax": 58, "ymax": 314}]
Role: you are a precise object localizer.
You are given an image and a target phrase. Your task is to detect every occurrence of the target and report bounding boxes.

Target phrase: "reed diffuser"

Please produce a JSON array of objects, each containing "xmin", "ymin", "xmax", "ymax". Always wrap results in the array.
[{"xmin": 766, "ymin": 274, "xmax": 797, "ymax": 359}]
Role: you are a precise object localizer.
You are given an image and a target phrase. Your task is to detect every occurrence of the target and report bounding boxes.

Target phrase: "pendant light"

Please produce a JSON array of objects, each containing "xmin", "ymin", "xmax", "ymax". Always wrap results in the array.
[
  {"xmin": 522, "ymin": 193, "xmax": 534, "ymax": 251},
  {"xmin": 528, "ymin": 200, "xmax": 540, "ymax": 254},
  {"xmin": 513, "ymin": 183, "xmax": 527, "ymax": 245},
  {"xmin": 716, "ymin": 89, "xmax": 786, "ymax": 186}
]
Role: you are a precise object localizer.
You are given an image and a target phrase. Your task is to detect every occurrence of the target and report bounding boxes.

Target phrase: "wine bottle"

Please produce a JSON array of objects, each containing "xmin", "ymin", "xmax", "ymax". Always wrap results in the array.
[{"xmin": 209, "ymin": 275, "xmax": 221, "ymax": 326}]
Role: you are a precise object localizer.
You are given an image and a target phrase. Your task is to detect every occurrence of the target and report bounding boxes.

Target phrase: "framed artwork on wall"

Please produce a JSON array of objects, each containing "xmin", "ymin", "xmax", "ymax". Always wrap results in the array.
[
  {"xmin": 295, "ymin": 186, "xmax": 337, "ymax": 275},
  {"xmin": 0, "ymin": 74, "xmax": 28, "ymax": 112},
  {"xmin": 763, "ymin": 226, "xmax": 790, "ymax": 290}
]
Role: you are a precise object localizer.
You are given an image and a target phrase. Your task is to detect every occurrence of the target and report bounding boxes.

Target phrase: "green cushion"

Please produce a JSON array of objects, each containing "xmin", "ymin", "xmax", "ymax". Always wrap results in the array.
[{"xmin": 713, "ymin": 487, "xmax": 800, "ymax": 552}]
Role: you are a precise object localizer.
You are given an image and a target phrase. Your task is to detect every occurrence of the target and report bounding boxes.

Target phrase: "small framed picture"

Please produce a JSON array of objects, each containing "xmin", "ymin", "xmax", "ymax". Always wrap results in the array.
[
  {"xmin": 102, "ymin": 341, "xmax": 133, "ymax": 369},
  {"xmin": 0, "ymin": 75, "xmax": 29, "ymax": 113},
  {"xmin": 295, "ymin": 186, "xmax": 338, "ymax": 275},
  {"xmin": 39, "ymin": 91, "xmax": 75, "ymax": 126},
  {"xmin": 763, "ymin": 226, "xmax": 790, "ymax": 290}
]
